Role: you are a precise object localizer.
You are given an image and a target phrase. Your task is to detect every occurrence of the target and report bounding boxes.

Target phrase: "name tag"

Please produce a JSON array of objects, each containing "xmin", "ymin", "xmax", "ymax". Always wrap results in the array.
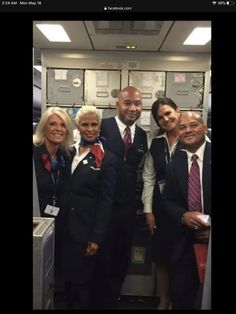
[
  {"xmin": 90, "ymin": 166, "xmax": 101, "ymax": 171},
  {"xmin": 44, "ymin": 204, "xmax": 60, "ymax": 217}
]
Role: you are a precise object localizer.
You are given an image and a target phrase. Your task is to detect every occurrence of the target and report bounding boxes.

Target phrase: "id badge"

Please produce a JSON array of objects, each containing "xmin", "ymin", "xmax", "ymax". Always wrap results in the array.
[{"xmin": 44, "ymin": 204, "xmax": 60, "ymax": 217}]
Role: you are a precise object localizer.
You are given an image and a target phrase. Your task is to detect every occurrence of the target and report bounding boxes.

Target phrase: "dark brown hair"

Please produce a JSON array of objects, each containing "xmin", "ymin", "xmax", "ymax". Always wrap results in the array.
[{"xmin": 151, "ymin": 98, "xmax": 178, "ymax": 127}]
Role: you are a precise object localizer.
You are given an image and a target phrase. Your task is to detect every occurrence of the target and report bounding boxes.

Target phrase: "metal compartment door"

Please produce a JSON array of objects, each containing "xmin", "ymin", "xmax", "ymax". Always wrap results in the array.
[
  {"xmin": 47, "ymin": 68, "xmax": 84, "ymax": 105},
  {"xmin": 129, "ymin": 71, "xmax": 166, "ymax": 108},
  {"xmin": 85, "ymin": 70, "xmax": 121, "ymax": 107},
  {"xmin": 166, "ymin": 72, "xmax": 204, "ymax": 109}
]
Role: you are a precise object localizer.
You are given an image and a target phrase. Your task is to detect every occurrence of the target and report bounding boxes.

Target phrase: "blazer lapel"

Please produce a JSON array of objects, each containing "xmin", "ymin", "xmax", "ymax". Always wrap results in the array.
[
  {"xmin": 110, "ymin": 118, "xmax": 126, "ymax": 155},
  {"xmin": 133, "ymin": 125, "xmax": 146, "ymax": 153},
  {"xmin": 176, "ymin": 152, "xmax": 189, "ymax": 202},
  {"xmin": 133, "ymin": 125, "xmax": 141, "ymax": 147},
  {"xmin": 203, "ymin": 142, "xmax": 211, "ymax": 214}
]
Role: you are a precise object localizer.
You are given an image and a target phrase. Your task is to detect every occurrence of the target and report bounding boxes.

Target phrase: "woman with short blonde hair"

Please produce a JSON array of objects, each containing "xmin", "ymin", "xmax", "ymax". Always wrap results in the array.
[{"xmin": 75, "ymin": 105, "xmax": 102, "ymax": 126}]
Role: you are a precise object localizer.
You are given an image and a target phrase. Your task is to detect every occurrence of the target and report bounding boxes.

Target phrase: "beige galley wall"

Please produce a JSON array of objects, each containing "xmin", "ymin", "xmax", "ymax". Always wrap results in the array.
[{"xmin": 40, "ymin": 50, "xmax": 211, "ymax": 125}]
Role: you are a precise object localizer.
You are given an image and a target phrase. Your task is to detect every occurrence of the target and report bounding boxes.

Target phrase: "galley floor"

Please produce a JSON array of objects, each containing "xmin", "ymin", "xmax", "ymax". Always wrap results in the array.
[{"xmin": 54, "ymin": 292, "xmax": 160, "ymax": 310}]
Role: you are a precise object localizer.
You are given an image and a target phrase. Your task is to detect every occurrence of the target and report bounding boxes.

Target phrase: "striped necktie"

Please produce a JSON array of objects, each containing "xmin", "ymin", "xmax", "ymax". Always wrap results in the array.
[
  {"xmin": 188, "ymin": 154, "xmax": 202, "ymax": 212},
  {"xmin": 123, "ymin": 126, "xmax": 132, "ymax": 153}
]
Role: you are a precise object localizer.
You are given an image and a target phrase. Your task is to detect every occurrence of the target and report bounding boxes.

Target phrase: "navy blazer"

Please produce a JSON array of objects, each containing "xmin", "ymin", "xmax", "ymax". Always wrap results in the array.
[
  {"xmin": 150, "ymin": 137, "xmax": 185, "ymax": 214},
  {"xmin": 33, "ymin": 144, "xmax": 69, "ymax": 219},
  {"xmin": 100, "ymin": 117, "xmax": 148, "ymax": 205},
  {"xmin": 65, "ymin": 147, "xmax": 117, "ymax": 245},
  {"xmin": 161, "ymin": 142, "xmax": 211, "ymax": 265}
]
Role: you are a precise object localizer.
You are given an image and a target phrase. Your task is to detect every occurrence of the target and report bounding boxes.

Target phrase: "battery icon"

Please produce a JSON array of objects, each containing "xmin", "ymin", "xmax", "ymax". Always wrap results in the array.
[{"xmin": 227, "ymin": 1, "xmax": 235, "ymax": 5}]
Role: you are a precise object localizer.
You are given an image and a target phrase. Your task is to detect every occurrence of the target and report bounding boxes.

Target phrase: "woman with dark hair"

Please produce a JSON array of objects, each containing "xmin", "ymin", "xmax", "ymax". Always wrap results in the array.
[{"xmin": 142, "ymin": 98, "xmax": 184, "ymax": 309}]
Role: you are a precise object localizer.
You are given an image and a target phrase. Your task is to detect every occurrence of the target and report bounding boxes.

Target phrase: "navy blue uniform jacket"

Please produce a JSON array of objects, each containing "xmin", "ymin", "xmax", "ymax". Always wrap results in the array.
[
  {"xmin": 161, "ymin": 142, "xmax": 211, "ymax": 265},
  {"xmin": 100, "ymin": 117, "xmax": 148, "ymax": 206},
  {"xmin": 65, "ymin": 146, "xmax": 118, "ymax": 245}
]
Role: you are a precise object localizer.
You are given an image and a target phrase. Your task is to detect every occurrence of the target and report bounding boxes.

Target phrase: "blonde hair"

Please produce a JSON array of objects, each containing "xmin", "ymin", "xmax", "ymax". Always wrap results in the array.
[
  {"xmin": 33, "ymin": 107, "xmax": 74, "ymax": 154},
  {"xmin": 75, "ymin": 105, "xmax": 102, "ymax": 125}
]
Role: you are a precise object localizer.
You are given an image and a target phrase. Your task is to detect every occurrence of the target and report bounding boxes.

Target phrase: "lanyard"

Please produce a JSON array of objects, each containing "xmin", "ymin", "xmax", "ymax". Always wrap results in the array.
[{"xmin": 50, "ymin": 169, "xmax": 60, "ymax": 206}]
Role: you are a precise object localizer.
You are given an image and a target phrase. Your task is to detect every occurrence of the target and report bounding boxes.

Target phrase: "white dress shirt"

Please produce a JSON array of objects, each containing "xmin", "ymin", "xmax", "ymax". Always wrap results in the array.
[
  {"xmin": 115, "ymin": 116, "xmax": 136, "ymax": 142},
  {"xmin": 142, "ymin": 133, "xmax": 178, "ymax": 214},
  {"xmin": 71, "ymin": 141, "xmax": 90, "ymax": 174}
]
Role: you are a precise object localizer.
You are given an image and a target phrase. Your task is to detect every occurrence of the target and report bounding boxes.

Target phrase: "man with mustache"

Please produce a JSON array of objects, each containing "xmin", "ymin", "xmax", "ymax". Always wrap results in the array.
[{"xmin": 162, "ymin": 112, "xmax": 211, "ymax": 309}]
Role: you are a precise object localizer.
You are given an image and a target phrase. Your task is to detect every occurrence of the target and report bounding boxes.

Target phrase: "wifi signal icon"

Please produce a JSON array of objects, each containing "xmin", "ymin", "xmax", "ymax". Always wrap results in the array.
[{"xmin": 212, "ymin": 1, "xmax": 217, "ymax": 4}]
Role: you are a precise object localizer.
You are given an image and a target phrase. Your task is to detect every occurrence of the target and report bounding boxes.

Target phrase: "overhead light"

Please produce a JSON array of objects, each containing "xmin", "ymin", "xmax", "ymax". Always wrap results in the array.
[
  {"xmin": 125, "ymin": 44, "xmax": 137, "ymax": 49},
  {"xmin": 183, "ymin": 27, "xmax": 211, "ymax": 45},
  {"xmin": 168, "ymin": 56, "xmax": 194, "ymax": 62},
  {"xmin": 36, "ymin": 24, "xmax": 71, "ymax": 42},
  {"xmin": 34, "ymin": 65, "xmax": 42, "ymax": 72}
]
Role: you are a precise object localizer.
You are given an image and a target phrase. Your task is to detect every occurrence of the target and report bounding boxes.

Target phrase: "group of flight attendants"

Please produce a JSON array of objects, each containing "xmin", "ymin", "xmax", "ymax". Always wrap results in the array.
[{"xmin": 33, "ymin": 86, "xmax": 211, "ymax": 310}]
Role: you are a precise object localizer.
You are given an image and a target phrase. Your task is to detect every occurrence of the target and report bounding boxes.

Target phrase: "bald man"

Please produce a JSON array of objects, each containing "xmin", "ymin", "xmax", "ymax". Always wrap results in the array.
[
  {"xmin": 161, "ymin": 112, "xmax": 211, "ymax": 309},
  {"xmin": 91, "ymin": 86, "xmax": 148, "ymax": 308}
]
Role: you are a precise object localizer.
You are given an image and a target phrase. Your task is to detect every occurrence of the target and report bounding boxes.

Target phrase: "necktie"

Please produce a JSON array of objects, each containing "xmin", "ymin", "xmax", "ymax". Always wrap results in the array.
[
  {"xmin": 90, "ymin": 144, "xmax": 105, "ymax": 168},
  {"xmin": 188, "ymin": 154, "xmax": 202, "ymax": 212},
  {"xmin": 123, "ymin": 126, "xmax": 132, "ymax": 153}
]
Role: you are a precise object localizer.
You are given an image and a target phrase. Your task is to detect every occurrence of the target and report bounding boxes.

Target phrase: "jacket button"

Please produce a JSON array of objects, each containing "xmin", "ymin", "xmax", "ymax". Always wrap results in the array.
[{"xmin": 71, "ymin": 207, "xmax": 74, "ymax": 211}]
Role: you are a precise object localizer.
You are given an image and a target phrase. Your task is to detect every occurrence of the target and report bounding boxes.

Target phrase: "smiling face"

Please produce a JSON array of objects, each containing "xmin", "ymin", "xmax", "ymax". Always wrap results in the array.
[
  {"xmin": 178, "ymin": 112, "xmax": 207, "ymax": 152},
  {"xmin": 156, "ymin": 104, "xmax": 180, "ymax": 133},
  {"xmin": 116, "ymin": 87, "xmax": 143, "ymax": 126},
  {"xmin": 77, "ymin": 112, "xmax": 100, "ymax": 142},
  {"xmin": 44, "ymin": 113, "xmax": 67, "ymax": 145}
]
